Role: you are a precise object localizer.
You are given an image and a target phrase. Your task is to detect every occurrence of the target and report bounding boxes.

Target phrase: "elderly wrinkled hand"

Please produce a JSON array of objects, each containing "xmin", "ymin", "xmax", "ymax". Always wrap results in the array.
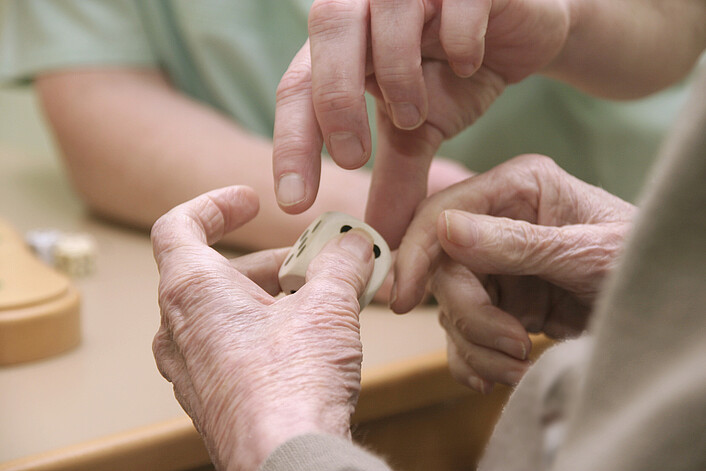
[
  {"xmin": 151, "ymin": 186, "xmax": 375, "ymax": 471},
  {"xmin": 273, "ymin": 0, "xmax": 570, "ymax": 247},
  {"xmin": 392, "ymin": 155, "xmax": 636, "ymax": 393}
]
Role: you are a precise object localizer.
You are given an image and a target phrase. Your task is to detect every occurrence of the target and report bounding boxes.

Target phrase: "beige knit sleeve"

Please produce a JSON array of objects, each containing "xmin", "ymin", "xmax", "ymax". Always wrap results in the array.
[{"xmin": 259, "ymin": 434, "xmax": 393, "ymax": 471}]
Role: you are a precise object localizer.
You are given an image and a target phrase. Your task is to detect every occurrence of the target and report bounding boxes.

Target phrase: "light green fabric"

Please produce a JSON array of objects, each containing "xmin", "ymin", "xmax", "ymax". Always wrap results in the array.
[
  {"xmin": 0, "ymin": 0, "xmax": 311, "ymax": 138},
  {"xmin": 438, "ymin": 74, "xmax": 693, "ymax": 201},
  {"xmin": 0, "ymin": 0, "xmax": 695, "ymax": 201},
  {"xmin": 0, "ymin": 1, "xmax": 156, "ymax": 79}
]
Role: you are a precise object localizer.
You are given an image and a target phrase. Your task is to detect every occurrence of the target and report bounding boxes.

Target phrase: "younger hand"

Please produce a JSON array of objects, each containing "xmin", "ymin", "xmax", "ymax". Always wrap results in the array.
[
  {"xmin": 152, "ymin": 186, "xmax": 376, "ymax": 470},
  {"xmin": 273, "ymin": 0, "xmax": 571, "ymax": 247}
]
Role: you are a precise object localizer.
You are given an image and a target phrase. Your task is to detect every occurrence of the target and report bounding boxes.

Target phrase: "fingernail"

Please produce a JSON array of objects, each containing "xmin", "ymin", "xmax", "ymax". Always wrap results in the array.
[
  {"xmin": 339, "ymin": 228, "xmax": 374, "ymax": 261},
  {"xmin": 444, "ymin": 211, "xmax": 478, "ymax": 247},
  {"xmin": 389, "ymin": 102, "xmax": 422, "ymax": 130},
  {"xmin": 328, "ymin": 132, "xmax": 365, "ymax": 168},
  {"xmin": 496, "ymin": 337, "xmax": 528, "ymax": 360},
  {"xmin": 277, "ymin": 173, "xmax": 306, "ymax": 206},
  {"xmin": 389, "ymin": 281, "xmax": 398, "ymax": 310},
  {"xmin": 504, "ymin": 368, "xmax": 526, "ymax": 387},
  {"xmin": 468, "ymin": 375, "xmax": 493, "ymax": 395},
  {"xmin": 451, "ymin": 61, "xmax": 477, "ymax": 78}
]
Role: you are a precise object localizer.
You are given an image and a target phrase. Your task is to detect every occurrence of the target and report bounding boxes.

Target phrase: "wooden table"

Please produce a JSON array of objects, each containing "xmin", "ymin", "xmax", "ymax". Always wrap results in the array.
[{"xmin": 0, "ymin": 87, "xmax": 551, "ymax": 471}]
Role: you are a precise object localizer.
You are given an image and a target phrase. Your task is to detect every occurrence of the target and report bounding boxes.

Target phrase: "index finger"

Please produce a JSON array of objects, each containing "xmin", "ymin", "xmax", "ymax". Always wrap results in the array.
[
  {"xmin": 390, "ymin": 176, "xmax": 491, "ymax": 313},
  {"xmin": 273, "ymin": 42, "xmax": 325, "ymax": 214}
]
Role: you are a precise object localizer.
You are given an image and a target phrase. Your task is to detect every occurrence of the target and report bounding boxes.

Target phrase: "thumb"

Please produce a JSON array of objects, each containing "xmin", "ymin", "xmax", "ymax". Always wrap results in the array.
[
  {"xmin": 439, "ymin": 210, "xmax": 625, "ymax": 297},
  {"xmin": 302, "ymin": 229, "xmax": 376, "ymax": 307}
]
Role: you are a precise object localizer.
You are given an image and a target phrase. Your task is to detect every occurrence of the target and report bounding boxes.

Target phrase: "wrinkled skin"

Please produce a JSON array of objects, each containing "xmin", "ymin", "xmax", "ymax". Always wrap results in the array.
[
  {"xmin": 394, "ymin": 155, "xmax": 636, "ymax": 392},
  {"xmin": 152, "ymin": 186, "xmax": 375, "ymax": 470}
]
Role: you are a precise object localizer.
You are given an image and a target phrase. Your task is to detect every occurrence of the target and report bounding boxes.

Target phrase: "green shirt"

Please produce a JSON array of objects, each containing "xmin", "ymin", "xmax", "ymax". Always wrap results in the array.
[{"xmin": 0, "ymin": 0, "xmax": 696, "ymax": 201}]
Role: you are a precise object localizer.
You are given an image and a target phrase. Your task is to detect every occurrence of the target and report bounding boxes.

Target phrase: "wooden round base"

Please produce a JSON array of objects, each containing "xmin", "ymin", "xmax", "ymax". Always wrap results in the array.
[
  {"xmin": 0, "ymin": 217, "xmax": 82, "ymax": 365},
  {"xmin": 0, "ymin": 285, "xmax": 81, "ymax": 365}
]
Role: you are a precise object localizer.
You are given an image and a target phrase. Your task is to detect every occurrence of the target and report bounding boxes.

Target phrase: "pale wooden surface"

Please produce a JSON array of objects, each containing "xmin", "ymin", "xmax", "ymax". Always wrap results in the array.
[
  {"xmin": 0, "ymin": 337, "xmax": 555, "ymax": 471},
  {"xmin": 0, "ymin": 86, "xmax": 448, "ymax": 465},
  {"xmin": 0, "ymin": 353, "xmax": 469, "ymax": 471}
]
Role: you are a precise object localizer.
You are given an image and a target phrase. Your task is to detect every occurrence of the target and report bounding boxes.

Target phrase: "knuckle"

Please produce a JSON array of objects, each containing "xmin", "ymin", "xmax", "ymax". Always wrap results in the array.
[
  {"xmin": 150, "ymin": 213, "xmax": 178, "ymax": 254},
  {"xmin": 157, "ymin": 256, "xmax": 213, "ymax": 315},
  {"xmin": 570, "ymin": 228, "xmax": 622, "ymax": 279},
  {"xmin": 313, "ymin": 81, "xmax": 363, "ymax": 114},
  {"xmin": 273, "ymin": 138, "xmax": 316, "ymax": 167},
  {"xmin": 310, "ymin": 253, "xmax": 368, "ymax": 296},
  {"xmin": 429, "ymin": 257, "xmax": 461, "ymax": 294},
  {"xmin": 309, "ymin": 0, "xmax": 360, "ymax": 37},
  {"xmin": 374, "ymin": 61, "xmax": 422, "ymax": 89},
  {"xmin": 429, "ymin": 269, "xmax": 445, "ymax": 298},
  {"xmin": 152, "ymin": 332, "xmax": 173, "ymax": 381},
  {"xmin": 437, "ymin": 309, "xmax": 451, "ymax": 331},
  {"xmin": 511, "ymin": 153, "xmax": 557, "ymax": 172},
  {"xmin": 441, "ymin": 36, "xmax": 478, "ymax": 63},
  {"xmin": 447, "ymin": 342, "xmax": 471, "ymax": 373},
  {"xmin": 456, "ymin": 343, "xmax": 477, "ymax": 368},
  {"xmin": 276, "ymin": 66, "xmax": 312, "ymax": 104},
  {"xmin": 151, "ymin": 214, "xmax": 168, "ymax": 240},
  {"xmin": 158, "ymin": 274, "xmax": 190, "ymax": 314},
  {"xmin": 519, "ymin": 154, "xmax": 562, "ymax": 180},
  {"xmin": 330, "ymin": 270, "xmax": 368, "ymax": 299},
  {"xmin": 407, "ymin": 236, "xmax": 436, "ymax": 283},
  {"xmin": 200, "ymin": 195, "xmax": 227, "ymax": 239},
  {"xmin": 497, "ymin": 155, "xmax": 560, "ymax": 197},
  {"xmin": 152, "ymin": 327, "xmax": 169, "ymax": 358},
  {"xmin": 449, "ymin": 361, "xmax": 470, "ymax": 386},
  {"xmin": 451, "ymin": 312, "xmax": 472, "ymax": 338},
  {"xmin": 302, "ymin": 285, "xmax": 361, "ymax": 322},
  {"xmin": 370, "ymin": 0, "xmax": 396, "ymax": 8},
  {"xmin": 492, "ymin": 222, "xmax": 536, "ymax": 270}
]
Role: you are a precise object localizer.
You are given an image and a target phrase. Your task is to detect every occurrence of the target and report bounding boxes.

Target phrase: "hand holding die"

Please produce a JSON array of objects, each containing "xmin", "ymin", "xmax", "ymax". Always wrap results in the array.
[{"xmin": 278, "ymin": 212, "xmax": 391, "ymax": 309}]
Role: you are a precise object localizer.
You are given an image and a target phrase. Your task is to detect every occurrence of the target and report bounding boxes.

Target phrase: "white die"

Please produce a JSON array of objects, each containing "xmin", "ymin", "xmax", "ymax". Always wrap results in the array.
[{"xmin": 278, "ymin": 212, "xmax": 391, "ymax": 309}]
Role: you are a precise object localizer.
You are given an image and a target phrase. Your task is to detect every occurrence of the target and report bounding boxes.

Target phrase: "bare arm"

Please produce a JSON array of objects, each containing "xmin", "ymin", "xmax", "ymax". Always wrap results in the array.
[
  {"xmin": 547, "ymin": 0, "xmax": 706, "ymax": 98},
  {"xmin": 35, "ymin": 68, "xmax": 370, "ymax": 250}
]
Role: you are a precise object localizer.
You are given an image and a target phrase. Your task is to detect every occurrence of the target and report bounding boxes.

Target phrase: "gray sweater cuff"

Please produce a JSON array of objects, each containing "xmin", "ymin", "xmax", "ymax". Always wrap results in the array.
[{"xmin": 258, "ymin": 433, "xmax": 392, "ymax": 471}]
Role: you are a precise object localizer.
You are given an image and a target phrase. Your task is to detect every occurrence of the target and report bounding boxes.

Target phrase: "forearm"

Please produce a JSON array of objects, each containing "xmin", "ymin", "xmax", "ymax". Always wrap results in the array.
[
  {"xmin": 35, "ymin": 68, "xmax": 369, "ymax": 250},
  {"xmin": 547, "ymin": 0, "xmax": 706, "ymax": 98}
]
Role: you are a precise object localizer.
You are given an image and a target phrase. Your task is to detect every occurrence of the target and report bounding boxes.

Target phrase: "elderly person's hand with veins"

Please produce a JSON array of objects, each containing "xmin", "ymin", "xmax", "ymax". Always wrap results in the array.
[
  {"xmin": 151, "ymin": 186, "xmax": 376, "ymax": 471},
  {"xmin": 395, "ymin": 155, "xmax": 636, "ymax": 393},
  {"xmin": 273, "ymin": 0, "xmax": 704, "ymax": 248}
]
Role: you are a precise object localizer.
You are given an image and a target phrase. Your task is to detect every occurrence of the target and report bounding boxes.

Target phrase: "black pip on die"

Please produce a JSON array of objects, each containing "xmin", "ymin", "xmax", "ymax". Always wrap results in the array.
[{"xmin": 278, "ymin": 212, "xmax": 391, "ymax": 309}]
